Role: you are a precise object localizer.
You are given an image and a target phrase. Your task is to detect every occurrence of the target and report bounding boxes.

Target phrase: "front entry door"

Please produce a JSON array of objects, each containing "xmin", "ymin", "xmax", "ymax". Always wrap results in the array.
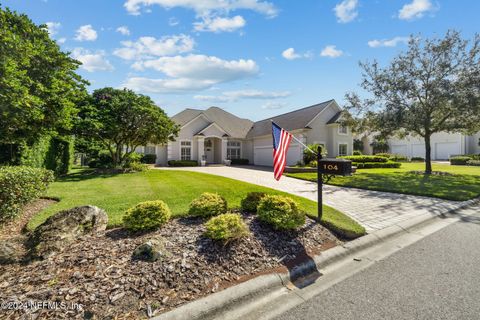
[{"xmin": 204, "ymin": 139, "xmax": 215, "ymax": 163}]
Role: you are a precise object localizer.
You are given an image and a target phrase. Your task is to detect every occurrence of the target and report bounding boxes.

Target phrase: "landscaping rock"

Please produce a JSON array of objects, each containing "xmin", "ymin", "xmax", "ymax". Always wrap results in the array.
[
  {"xmin": 132, "ymin": 236, "xmax": 170, "ymax": 262},
  {"xmin": 29, "ymin": 205, "xmax": 108, "ymax": 258},
  {"xmin": 0, "ymin": 240, "xmax": 22, "ymax": 264}
]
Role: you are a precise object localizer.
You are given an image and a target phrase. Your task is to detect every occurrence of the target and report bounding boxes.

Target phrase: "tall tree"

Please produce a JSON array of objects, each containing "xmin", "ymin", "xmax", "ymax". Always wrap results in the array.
[
  {"xmin": 0, "ymin": 6, "xmax": 87, "ymax": 147},
  {"xmin": 346, "ymin": 30, "xmax": 480, "ymax": 173},
  {"xmin": 76, "ymin": 88, "xmax": 179, "ymax": 167}
]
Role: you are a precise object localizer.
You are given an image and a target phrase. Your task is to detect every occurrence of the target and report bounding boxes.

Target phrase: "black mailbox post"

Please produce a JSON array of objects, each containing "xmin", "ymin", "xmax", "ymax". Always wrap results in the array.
[{"xmin": 316, "ymin": 147, "xmax": 352, "ymax": 222}]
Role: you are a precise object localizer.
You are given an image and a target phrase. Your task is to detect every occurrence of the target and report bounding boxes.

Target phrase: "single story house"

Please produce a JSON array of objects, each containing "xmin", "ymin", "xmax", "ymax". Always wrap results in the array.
[
  {"xmin": 139, "ymin": 99, "xmax": 353, "ymax": 166},
  {"xmin": 359, "ymin": 131, "xmax": 480, "ymax": 160}
]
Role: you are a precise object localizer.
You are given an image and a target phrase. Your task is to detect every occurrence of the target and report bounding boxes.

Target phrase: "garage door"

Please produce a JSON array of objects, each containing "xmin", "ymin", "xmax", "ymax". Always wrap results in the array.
[
  {"xmin": 435, "ymin": 142, "xmax": 461, "ymax": 160},
  {"xmin": 412, "ymin": 144, "xmax": 425, "ymax": 158},
  {"xmin": 254, "ymin": 145, "xmax": 301, "ymax": 167},
  {"xmin": 390, "ymin": 145, "xmax": 408, "ymax": 156}
]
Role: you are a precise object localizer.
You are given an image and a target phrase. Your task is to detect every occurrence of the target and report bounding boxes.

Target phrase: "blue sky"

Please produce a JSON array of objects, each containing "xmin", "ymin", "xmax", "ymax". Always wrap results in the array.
[{"xmin": 3, "ymin": 0, "xmax": 479, "ymax": 120}]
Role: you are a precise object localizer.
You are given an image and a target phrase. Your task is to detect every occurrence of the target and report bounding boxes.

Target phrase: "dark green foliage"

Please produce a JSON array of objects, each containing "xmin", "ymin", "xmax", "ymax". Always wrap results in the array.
[
  {"xmin": 353, "ymin": 139, "xmax": 364, "ymax": 152},
  {"xmin": 141, "ymin": 154, "xmax": 157, "ymax": 164},
  {"xmin": 467, "ymin": 159, "xmax": 480, "ymax": 166},
  {"xmin": 370, "ymin": 140, "xmax": 389, "ymax": 154},
  {"xmin": 340, "ymin": 155, "xmax": 389, "ymax": 163},
  {"xmin": 257, "ymin": 195, "xmax": 306, "ymax": 230},
  {"xmin": 240, "ymin": 192, "xmax": 267, "ymax": 213},
  {"xmin": 303, "ymin": 144, "xmax": 325, "ymax": 165},
  {"xmin": 352, "ymin": 150, "xmax": 363, "ymax": 155},
  {"xmin": 168, "ymin": 160, "xmax": 198, "ymax": 167},
  {"xmin": 353, "ymin": 161, "xmax": 402, "ymax": 169},
  {"xmin": 123, "ymin": 200, "xmax": 171, "ymax": 232},
  {"xmin": 44, "ymin": 136, "xmax": 74, "ymax": 175},
  {"xmin": 231, "ymin": 158, "xmax": 249, "ymax": 165},
  {"xmin": 76, "ymin": 88, "xmax": 179, "ymax": 168},
  {"xmin": 88, "ymin": 150, "xmax": 114, "ymax": 168},
  {"xmin": 188, "ymin": 193, "xmax": 227, "ymax": 218},
  {"xmin": 204, "ymin": 213, "xmax": 249, "ymax": 242},
  {"xmin": 0, "ymin": 166, "xmax": 54, "ymax": 222},
  {"xmin": 389, "ymin": 154, "xmax": 408, "ymax": 162},
  {"xmin": 0, "ymin": 7, "xmax": 87, "ymax": 146},
  {"xmin": 450, "ymin": 156, "xmax": 472, "ymax": 165},
  {"xmin": 411, "ymin": 157, "xmax": 425, "ymax": 162},
  {"xmin": 19, "ymin": 136, "xmax": 51, "ymax": 168}
]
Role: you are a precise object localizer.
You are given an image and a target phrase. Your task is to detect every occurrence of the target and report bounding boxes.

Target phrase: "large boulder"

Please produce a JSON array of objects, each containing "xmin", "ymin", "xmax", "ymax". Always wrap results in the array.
[{"xmin": 29, "ymin": 205, "xmax": 108, "ymax": 258}]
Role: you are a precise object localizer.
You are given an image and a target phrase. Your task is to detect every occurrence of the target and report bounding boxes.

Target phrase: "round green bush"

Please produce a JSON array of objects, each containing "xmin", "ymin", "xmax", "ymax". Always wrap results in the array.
[
  {"xmin": 123, "ymin": 200, "xmax": 171, "ymax": 231},
  {"xmin": 204, "ymin": 213, "xmax": 249, "ymax": 242},
  {"xmin": 188, "ymin": 192, "xmax": 227, "ymax": 217},
  {"xmin": 240, "ymin": 192, "xmax": 267, "ymax": 213},
  {"xmin": 257, "ymin": 195, "xmax": 306, "ymax": 230}
]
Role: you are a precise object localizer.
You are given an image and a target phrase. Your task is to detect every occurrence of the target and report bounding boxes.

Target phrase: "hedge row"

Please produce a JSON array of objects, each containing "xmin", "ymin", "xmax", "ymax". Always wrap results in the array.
[
  {"xmin": 0, "ymin": 166, "xmax": 54, "ymax": 222},
  {"xmin": 230, "ymin": 158, "xmax": 249, "ymax": 165},
  {"xmin": 339, "ymin": 155, "xmax": 389, "ymax": 163},
  {"xmin": 167, "ymin": 160, "xmax": 198, "ymax": 167},
  {"xmin": 450, "ymin": 156, "xmax": 473, "ymax": 165},
  {"xmin": 467, "ymin": 160, "xmax": 480, "ymax": 166},
  {"xmin": 353, "ymin": 161, "xmax": 402, "ymax": 169}
]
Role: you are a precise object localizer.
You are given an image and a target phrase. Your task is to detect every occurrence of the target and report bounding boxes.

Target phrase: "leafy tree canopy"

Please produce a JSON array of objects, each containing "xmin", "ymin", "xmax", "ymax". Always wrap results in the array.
[
  {"xmin": 0, "ymin": 6, "xmax": 87, "ymax": 145},
  {"xmin": 76, "ymin": 87, "xmax": 179, "ymax": 167},
  {"xmin": 345, "ymin": 30, "xmax": 480, "ymax": 173}
]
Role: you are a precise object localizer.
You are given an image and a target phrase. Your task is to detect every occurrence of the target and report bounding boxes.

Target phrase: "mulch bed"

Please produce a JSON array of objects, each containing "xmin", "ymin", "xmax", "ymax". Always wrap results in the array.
[{"xmin": 0, "ymin": 212, "xmax": 342, "ymax": 319}]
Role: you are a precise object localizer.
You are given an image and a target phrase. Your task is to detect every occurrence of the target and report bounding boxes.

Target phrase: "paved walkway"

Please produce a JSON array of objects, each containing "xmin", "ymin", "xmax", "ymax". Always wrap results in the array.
[{"xmin": 156, "ymin": 165, "xmax": 461, "ymax": 232}]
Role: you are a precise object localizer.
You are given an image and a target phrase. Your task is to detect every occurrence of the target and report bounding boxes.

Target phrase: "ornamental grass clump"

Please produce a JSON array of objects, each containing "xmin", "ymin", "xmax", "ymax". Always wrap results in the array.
[
  {"xmin": 123, "ymin": 200, "xmax": 171, "ymax": 232},
  {"xmin": 204, "ymin": 213, "xmax": 249, "ymax": 242},
  {"xmin": 240, "ymin": 192, "xmax": 267, "ymax": 213},
  {"xmin": 257, "ymin": 195, "xmax": 306, "ymax": 230},
  {"xmin": 188, "ymin": 192, "xmax": 227, "ymax": 217}
]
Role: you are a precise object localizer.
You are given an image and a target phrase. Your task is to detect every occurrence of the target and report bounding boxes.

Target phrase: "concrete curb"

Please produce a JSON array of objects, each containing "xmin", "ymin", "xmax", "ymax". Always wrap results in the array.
[{"xmin": 153, "ymin": 197, "xmax": 480, "ymax": 320}]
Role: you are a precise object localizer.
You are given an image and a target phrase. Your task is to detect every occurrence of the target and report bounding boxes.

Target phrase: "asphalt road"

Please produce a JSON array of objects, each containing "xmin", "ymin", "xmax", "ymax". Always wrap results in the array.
[{"xmin": 275, "ymin": 213, "xmax": 480, "ymax": 320}]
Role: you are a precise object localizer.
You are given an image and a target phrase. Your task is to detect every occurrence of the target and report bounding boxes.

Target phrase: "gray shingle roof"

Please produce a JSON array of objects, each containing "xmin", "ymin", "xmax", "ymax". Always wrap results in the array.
[
  {"xmin": 246, "ymin": 100, "xmax": 334, "ymax": 138},
  {"xmin": 171, "ymin": 107, "xmax": 254, "ymax": 138}
]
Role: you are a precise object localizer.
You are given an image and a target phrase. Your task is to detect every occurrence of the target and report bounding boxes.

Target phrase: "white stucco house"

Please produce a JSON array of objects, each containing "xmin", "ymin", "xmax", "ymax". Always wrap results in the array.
[
  {"xmin": 359, "ymin": 131, "xmax": 480, "ymax": 160},
  {"xmin": 138, "ymin": 99, "xmax": 353, "ymax": 166}
]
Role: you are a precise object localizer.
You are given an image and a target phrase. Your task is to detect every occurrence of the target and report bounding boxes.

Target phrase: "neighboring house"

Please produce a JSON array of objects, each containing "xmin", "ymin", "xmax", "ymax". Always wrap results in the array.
[
  {"xmin": 358, "ymin": 132, "xmax": 480, "ymax": 160},
  {"xmin": 140, "ymin": 99, "xmax": 353, "ymax": 166}
]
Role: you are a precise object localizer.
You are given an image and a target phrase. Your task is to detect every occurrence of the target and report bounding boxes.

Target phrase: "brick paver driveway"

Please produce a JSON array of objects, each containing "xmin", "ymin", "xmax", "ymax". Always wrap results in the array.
[{"xmin": 157, "ymin": 165, "xmax": 461, "ymax": 232}]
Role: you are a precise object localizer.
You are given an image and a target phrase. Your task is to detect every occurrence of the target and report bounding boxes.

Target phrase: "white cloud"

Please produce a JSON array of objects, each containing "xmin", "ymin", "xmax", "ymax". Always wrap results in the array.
[
  {"xmin": 116, "ymin": 26, "xmax": 131, "ymax": 36},
  {"xmin": 398, "ymin": 0, "xmax": 434, "ymax": 20},
  {"xmin": 57, "ymin": 37, "xmax": 67, "ymax": 44},
  {"xmin": 282, "ymin": 47, "xmax": 315, "ymax": 60},
  {"xmin": 320, "ymin": 45, "xmax": 343, "ymax": 58},
  {"xmin": 194, "ymin": 15, "xmax": 246, "ymax": 33},
  {"xmin": 45, "ymin": 22, "xmax": 61, "ymax": 36},
  {"xmin": 368, "ymin": 36, "xmax": 409, "ymax": 48},
  {"xmin": 114, "ymin": 34, "xmax": 194, "ymax": 60},
  {"xmin": 71, "ymin": 48, "xmax": 114, "ymax": 72},
  {"xmin": 124, "ymin": 0, "xmax": 278, "ymax": 17},
  {"xmin": 169, "ymin": 17, "xmax": 180, "ymax": 26},
  {"xmin": 334, "ymin": 0, "xmax": 358, "ymax": 23},
  {"xmin": 194, "ymin": 89, "xmax": 290, "ymax": 102},
  {"xmin": 122, "ymin": 54, "xmax": 259, "ymax": 93},
  {"xmin": 75, "ymin": 25, "xmax": 98, "ymax": 41},
  {"xmin": 261, "ymin": 101, "xmax": 288, "ymax": 109}
]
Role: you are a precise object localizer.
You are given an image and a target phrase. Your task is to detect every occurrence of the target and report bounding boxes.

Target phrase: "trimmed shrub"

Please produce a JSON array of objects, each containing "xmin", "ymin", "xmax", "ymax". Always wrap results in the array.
[
  {"xmin": 467, "ymin": 159, "xmax": 480, "ymax": 166},
  {"xmin": 241, "ymin": 192, "xmax": 267, "ymax": 213},
  {"xmin": 389, "ymin": 154, "xmax": 408, "ymax": 162},
  {"xmin": 353, "ymin": 161, "xmax": 402, "ymax": 169},
  {"xmin": 450, "ymin": 156, "xmax": 472, "ymax": 165},
  {"xmin": 257, "ymin": 195, "xmax": 306, "ymax": 230},
  {"xmin": 168, "ymin": 160, "xmax": 198, "ymax": 167},
  {"xmin": 231, "ymin": 158, "xmax": 249, "ymax": 165},
  {"xmin": 125, "ymin": 161, "xmax": 150, "ymax": 172},
  {"xmin": 123, "ymin": 200, "xmax": 171, "ymax": 232},
  {"xmin": 88, "ymin": 150, "xmax": 114, "ymax": 169},
  {"xmin": 340, "ymin": 155, "xmax": 389, "ymax": 163},
  {"xmin": 44, "ymin": 136, "xmax": 74, "ymax": 176},
  {"xmin": 352, "ymin": 150, "xmax": 363, "ymax": 155},
  {"xmin": 141, "ymin": 153, "xmax": 157, "ymax": 164},
  {"xmin": 0, "ymin": 166, "xmax": 54, "ymax": 222},
  {"xmin": 374, "ymin": 153, "xmax": 391, "ymax": 158},
  {"xmin": 411, "ymin": 157, "xmax": 425, "ymax": 162},
  {"xmin": 188, "ymin": 193, "xmax": 227, "ymax": 217},
  {"xmin": 204, "ymin": 213, "xmax": 249, "ymax": 242}
]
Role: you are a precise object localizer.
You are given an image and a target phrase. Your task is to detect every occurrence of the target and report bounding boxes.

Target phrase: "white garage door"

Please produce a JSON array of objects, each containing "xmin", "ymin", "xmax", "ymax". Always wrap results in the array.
[
  {"xmin": 391, "ymin": 145, "xmax": 408, "ymax": 156},
  {"xmin": 435, "ymin": 142, "xmax": 461, "ymax": 160},
  {"xmin": 254, "ymin": 145, "xmax": 301, "ymax": 167},
  {"xmin": 412, "ymin": 144, "xmax": 425, "ymax": 158}
]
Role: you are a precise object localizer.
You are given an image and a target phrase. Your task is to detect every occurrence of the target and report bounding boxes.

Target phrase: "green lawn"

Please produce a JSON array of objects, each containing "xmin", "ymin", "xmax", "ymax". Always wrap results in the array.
[
  {"xmin": 29, "ymin": 168, "xmax": 365, "ymax": 239},
  {"xmin": 286, "ymin": 162, "xmax": 480, "ymax": 201}
]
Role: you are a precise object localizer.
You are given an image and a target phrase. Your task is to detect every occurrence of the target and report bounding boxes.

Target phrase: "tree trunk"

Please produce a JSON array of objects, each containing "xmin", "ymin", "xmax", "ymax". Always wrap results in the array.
[{"xmin": 424, "ymin": 134, "xmax": 432, "ymax": 174}]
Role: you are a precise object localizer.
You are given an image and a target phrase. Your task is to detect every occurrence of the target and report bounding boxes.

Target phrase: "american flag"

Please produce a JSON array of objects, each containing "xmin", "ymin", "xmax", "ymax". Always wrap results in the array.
[{"xmin": 272, "ymin": 122, "xmax": 293, "ymax": 181}]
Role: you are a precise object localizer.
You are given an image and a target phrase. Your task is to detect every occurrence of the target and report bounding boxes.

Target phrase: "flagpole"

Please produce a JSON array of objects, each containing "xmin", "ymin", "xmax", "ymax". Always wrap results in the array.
[{"xmin": 270, "ymin": 120, "xmax": 318, "ymax": 155}]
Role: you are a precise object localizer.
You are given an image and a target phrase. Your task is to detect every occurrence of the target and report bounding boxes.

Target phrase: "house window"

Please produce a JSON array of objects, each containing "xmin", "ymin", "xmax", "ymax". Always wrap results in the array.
[
  {"xmin": 338, "ymin": 125, "xmax": 348, "ymax": 135},
  {"xmin": 227, "ymin": 141, "xmax": 241, "ymax": 159},
  {"xmin": 181, "ymin": 141, "xmax": 191, "ymax": 160},
  {"xmin": 338, "ymin": 144, "xmax": 348, "ymax": 156},
  {"xmin": 144, "ymin": 145, "xmax": 156, "ymax": 154}
]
